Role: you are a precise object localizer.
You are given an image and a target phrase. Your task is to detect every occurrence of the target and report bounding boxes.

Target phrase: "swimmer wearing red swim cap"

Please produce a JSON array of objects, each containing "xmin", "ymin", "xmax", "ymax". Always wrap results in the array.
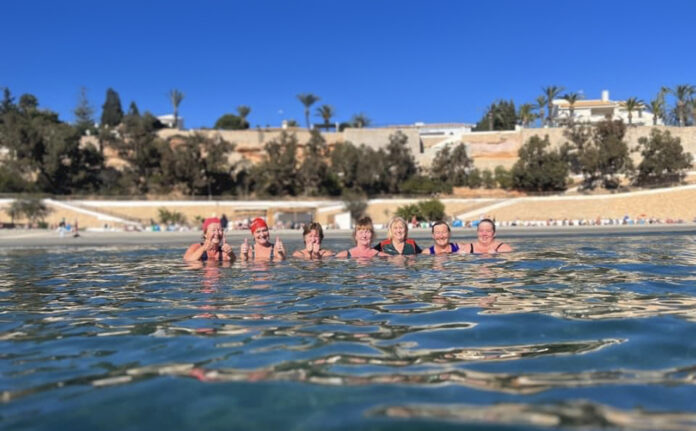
[
  {"xmin": 184, "ymin": 217, "xmax": 235, "ymax": 262},
  {"xmin": 240, "ymin": 217, "xmax": 286, "ymax": 261}
]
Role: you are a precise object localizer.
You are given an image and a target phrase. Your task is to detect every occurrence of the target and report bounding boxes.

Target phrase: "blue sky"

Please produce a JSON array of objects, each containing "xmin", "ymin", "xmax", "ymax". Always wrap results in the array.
[{"xmin": 2, "ymin": 0, "xmax": 694, "ymax": 128}]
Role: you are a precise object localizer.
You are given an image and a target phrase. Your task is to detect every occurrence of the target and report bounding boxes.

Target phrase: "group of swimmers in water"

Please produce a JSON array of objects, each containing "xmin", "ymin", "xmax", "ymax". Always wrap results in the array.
[{"xmin": 183, "ymin": 215, "xmax": 512, "ymax": 262}]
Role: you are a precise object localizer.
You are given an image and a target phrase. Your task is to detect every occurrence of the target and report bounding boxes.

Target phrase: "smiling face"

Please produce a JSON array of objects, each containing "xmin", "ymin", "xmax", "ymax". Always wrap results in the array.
[
  {"xmin": 354, "ymin": 228, "xmax": 373, "ymax": 247},
  {"xmin": 477, "ymin": 221, "xmax": 495, "ymax": 245},
  {"xmin": 253, "ymin": 226, "xmax": 270, "ymax": 245},
  {"xmin": 205, "ymin": 222, "xmax": 223, "ymax": 244},
  {"xmin": 390, "ymin": 221, "xmax": 407, "ymax": 242},
  {"xmin": 432, "ymin": 223, "xmax": 450, "ymax": 248},
  {"xmin": 304, "ymin": 229, "xmax": 321, "ymax": 248}
]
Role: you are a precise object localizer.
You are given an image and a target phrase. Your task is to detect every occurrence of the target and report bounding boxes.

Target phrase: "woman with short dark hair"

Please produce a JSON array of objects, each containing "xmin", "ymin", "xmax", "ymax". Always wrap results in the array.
[
  {"xmin": 293, "ymin": 222, "xmax": 334, "ymax": 259},
  {"xmin": 422, "ymin": 221, "xmax": 460, "ymax": 255}
]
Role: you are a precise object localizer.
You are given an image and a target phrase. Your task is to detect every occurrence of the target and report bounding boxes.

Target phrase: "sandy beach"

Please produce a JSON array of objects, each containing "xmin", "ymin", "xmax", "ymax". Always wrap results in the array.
[{"xmin": 2, "ymin": 223, "xmax": 695, "ymax": 248}]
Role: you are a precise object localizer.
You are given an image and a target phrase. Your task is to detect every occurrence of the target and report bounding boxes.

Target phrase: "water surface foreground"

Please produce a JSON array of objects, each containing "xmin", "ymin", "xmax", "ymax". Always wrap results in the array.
[{"xmin": 2, "ymin": 234, "xmax": 696, "ymax": 430}]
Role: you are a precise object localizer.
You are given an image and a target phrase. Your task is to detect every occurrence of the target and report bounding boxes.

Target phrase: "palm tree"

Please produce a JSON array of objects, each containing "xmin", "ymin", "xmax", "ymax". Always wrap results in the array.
[
  {"xmin": 542, "ymin": 85, "xmax": 564, "ymax": 127},
  {"xmin": 535, "ymin": 95, "xmax": 546, "ymax": 127},
  {"xmin": 562, "ymin": 92, "xmax": 580, "ymax": 125},
  {"xmin": 236, "ymin": 105, "xmax": 251, "ymax": 127},
  {"xmin": 351, "ymin": 112, "xmax": 371, "ymax": 128},
  {"xmin": 168, "ymin": 89, "xmax": 184, "ymax": 129},
  {"xmin": 297, "ymin": 93, "xmax": 320, "ymax": 129},
  {"xmin": 648, "ymin": 97, "xmax": 665, "ymax": 126},
  {"xmin": 315, "ymin": 104, "xmax": 335, "ymax": 128},
  {"xmin": 482, "ymin": 103, "xmax": 505, "ymax": 131},
  {"xmin": 668, "ymin": 84, "xmax": 696, "ymax": 126},
  {"xmin": 621, "ymin": 97, "xmax": 644, "ymax": 125},
  {"xmin": 517, "ymin": 103, "xmax": 535, "ymax": 128}
]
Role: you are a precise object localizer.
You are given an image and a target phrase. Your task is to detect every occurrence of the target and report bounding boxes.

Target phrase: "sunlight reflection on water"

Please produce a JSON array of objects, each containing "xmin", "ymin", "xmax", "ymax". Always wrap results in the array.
[{"xmin": 2, "ymin": 234, "xmax": 696, "ymax": 430}]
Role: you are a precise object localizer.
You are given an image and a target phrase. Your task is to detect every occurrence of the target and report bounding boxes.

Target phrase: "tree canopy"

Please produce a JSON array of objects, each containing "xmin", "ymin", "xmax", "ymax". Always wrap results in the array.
[
  {"xmin": 634, "ymin": 129, "xmax": 693, "ymax": 186},
  {"xmin": 512, "ymin": 135, "xmax": 568, "ymax": 192},
  {"xmin": 101, "ymin": 88, "xmax": 123, "ymax": 127},
  {"xmin": 214, "ymin": 113, "xmax": 249, "ymax": 130},
  {"xmin": 473, "ymin": 100, "xmax": 517, "ymax": 131}
]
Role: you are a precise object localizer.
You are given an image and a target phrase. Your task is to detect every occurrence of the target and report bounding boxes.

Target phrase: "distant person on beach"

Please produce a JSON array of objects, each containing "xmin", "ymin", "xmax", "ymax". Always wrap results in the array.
[
  {"xmin": 293, "ymin": 222, "xmax": 334, "ymax": 259},
  {"xmin": 463, "ymin": 218, "xmax": 512, "ymax": 253},
  {"xmin": 184, "ymin": 217, "xmax": 236, "ymax": 262},
  {"xmin": 422, "ymin": 221, "xmax": 460, "ymax": 255},
  {"xmin": 220, "ymin": 214, "xmax": 228, "ymax": 231},
  {"xmin": 336, "ymin": 217, "xmax": 381, "ymax": 258},
  {"xmin": 374, "ymin": 216, "xmax": 422, "ymax": 255},
  {"xmin": 240, "ymin": 218, "xmax": 286, "ymax": 261}
]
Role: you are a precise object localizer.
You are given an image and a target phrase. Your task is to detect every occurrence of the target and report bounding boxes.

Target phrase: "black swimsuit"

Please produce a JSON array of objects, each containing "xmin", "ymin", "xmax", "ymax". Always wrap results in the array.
[
  {"xmin": 252, "ymin": 245, "xmax": 275, "ymax": 260},
  {"xmin": 468, "ymin": 243, "xmax": 505, "ymax": 253},
  {"xmin": 201, "ymin": 246, "xmax": 223, "ymax": 262}
]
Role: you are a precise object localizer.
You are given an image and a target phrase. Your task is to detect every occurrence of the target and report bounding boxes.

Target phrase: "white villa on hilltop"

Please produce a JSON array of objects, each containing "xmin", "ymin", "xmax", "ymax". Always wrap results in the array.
[
  {"xmin": 552, "ymin": 90, "xmax": 661, "ymax": 126},
  {"xmin": 157, "ymin": 114, "xmax": 184, "ymax": 130}
]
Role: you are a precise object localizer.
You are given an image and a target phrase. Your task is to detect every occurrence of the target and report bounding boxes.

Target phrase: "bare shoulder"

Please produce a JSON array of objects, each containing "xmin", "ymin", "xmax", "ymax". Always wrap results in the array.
[
  {"xmin": 292, "ymin": 250, "xmax": 305, "ymax": 258},
  {"xmin": 497, "ymin": 242, "xmax": 513, "ymax": 252},
  {"xmin": 456, "ymin": 242, "xmax": 471, "ymax": 251},
  {"xmin": 336, "ymin": 250, "xmax": 349, "ymax": 258},
  {"xmin": 183, "ymin": 243, "xmax": 201, "ymax": 260},
  {"xmin": 320, "ymin": 249, "xmax": 335, "ymax": 257}
]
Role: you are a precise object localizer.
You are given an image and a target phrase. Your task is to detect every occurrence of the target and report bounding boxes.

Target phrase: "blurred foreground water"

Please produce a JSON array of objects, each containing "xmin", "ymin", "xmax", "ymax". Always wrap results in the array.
[{"xmin": 2, "ymin": 234, "xmax": 696, "ymax": 430}]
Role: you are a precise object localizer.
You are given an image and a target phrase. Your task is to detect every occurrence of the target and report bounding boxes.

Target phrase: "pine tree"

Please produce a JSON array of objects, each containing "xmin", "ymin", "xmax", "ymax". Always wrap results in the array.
[{"xmin": 101, "ymin": 88, "xmax": 123, "ymax": 127}]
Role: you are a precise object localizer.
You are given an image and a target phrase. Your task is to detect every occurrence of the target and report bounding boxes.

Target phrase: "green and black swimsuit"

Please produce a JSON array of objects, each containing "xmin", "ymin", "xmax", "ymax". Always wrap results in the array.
[{"xmin": 373, "ymin": 239, "xmax": 422, "ymax": 255}]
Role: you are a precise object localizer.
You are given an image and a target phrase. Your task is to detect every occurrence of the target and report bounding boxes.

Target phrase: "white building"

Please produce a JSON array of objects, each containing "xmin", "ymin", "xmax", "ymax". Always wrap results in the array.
[
  {"xmin": 157, "ymin": 114, "xmax": 184, "ymax": 130},
  {"xmin": 552, "ymin": 90, "xmax": 661, "ymax": 126}
]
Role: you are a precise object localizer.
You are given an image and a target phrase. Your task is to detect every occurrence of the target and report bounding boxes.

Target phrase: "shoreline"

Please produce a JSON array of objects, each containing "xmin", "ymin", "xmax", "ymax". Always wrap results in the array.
[{"xmin": 1, "ymin": 223, "xmax": 695, "ymax": 248}]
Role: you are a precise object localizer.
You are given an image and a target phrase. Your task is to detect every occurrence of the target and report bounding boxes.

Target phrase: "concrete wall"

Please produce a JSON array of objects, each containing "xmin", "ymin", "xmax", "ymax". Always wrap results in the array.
[
  {"xmin": 453, "ymin": 126, "xmax": 696, "ymax": 171},
  {"xmin": 158, "ymin": 128, "xmax": 343, "ymax": 151},
  {"xmin": 84, "ymin": 125, "xmax": 696, "ymax": 173},
  {"xmin": 343, "ymin": 128, "xmax": 421, "ymax": 156},
  {"xmin": 157, "ymin": 127, "xmax": 421, "ymax": 162}
]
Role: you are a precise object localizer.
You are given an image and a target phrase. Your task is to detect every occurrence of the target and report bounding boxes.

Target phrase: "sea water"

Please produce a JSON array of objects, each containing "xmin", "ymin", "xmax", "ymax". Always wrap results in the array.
[{"xmin": 2, "ymin": 233, "xmax": 696, "ymax": 430}]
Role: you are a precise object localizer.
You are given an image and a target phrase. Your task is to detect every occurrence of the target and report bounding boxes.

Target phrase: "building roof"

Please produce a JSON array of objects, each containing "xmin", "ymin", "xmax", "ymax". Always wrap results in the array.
[
  {"xmin": 381, "ymin": 122, "xmax": 474, "ymax": 129},
  {"xmin": 553, "ymin": 99, "xmax": 617, "ymax": 108}
]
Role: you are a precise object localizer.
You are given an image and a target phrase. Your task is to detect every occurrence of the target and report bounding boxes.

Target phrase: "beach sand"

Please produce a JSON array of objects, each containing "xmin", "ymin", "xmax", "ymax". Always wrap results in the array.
[{"xmin": 2, "ymin": 224, "xmax": 695, "ymax": 248}]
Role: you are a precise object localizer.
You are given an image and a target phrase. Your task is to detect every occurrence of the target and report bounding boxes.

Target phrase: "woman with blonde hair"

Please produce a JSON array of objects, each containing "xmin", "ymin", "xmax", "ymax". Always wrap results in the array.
[
  {"xmin": 336, "ymin": 216, "xmax": 380, "ymax": 258},
  {"xmin": 374, "ymin": 216, "xmax": 422, "ymax": 255}
]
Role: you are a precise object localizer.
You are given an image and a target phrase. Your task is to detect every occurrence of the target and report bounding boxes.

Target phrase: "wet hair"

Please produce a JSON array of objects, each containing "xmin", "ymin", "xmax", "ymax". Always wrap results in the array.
[
  {"xmin": 387, "ymin": 216, "xmax": 408, "ymax": 240},
  {"xmin": 430, "ymin": 220, "xmax": 450, "ymax": 233},
  {"xmin": 478, "ymin": 218, "xmax": 496, "ymax": 233},
  {"xmin": 302, "ymin": 222, "xmax": 324, "ymax": 242},
  {"xmin": 353, "ymin": 216, "xmax": 375, "ymax": 244}
]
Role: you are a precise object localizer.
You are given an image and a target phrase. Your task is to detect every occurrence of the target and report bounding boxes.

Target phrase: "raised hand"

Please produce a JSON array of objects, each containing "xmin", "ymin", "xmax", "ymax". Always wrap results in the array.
[
  {"xmin": 311, "ymin": 241, "xmax": 320, "ymax": 256},
  {"xmin": 240, "ymin": 238, "xmax": 250, "ymax": 260},
  {"xmin": 221, "ymin": 232, "xmax": 233, "ymax": 256},
  {"xmin": 275, "ymin": 237, "xmax": 285, "ymax": 258}
]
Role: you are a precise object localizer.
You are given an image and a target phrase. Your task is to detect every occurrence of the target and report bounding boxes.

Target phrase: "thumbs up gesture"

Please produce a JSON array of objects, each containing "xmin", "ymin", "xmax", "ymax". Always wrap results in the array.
[
  {"xmin": 275, "ymin": 237, "xmax": 286, "ymax": 259},
  {"xmin": 311, "ymin": 241, "xmax": 320, "ymax": 256},
  {"xmin": 221, "ymin": 232, "xmax": 233, "ymax": 257},
  {"xmin": 240, "ymin": 238, "xmax": 250, "ymax": 260}
]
